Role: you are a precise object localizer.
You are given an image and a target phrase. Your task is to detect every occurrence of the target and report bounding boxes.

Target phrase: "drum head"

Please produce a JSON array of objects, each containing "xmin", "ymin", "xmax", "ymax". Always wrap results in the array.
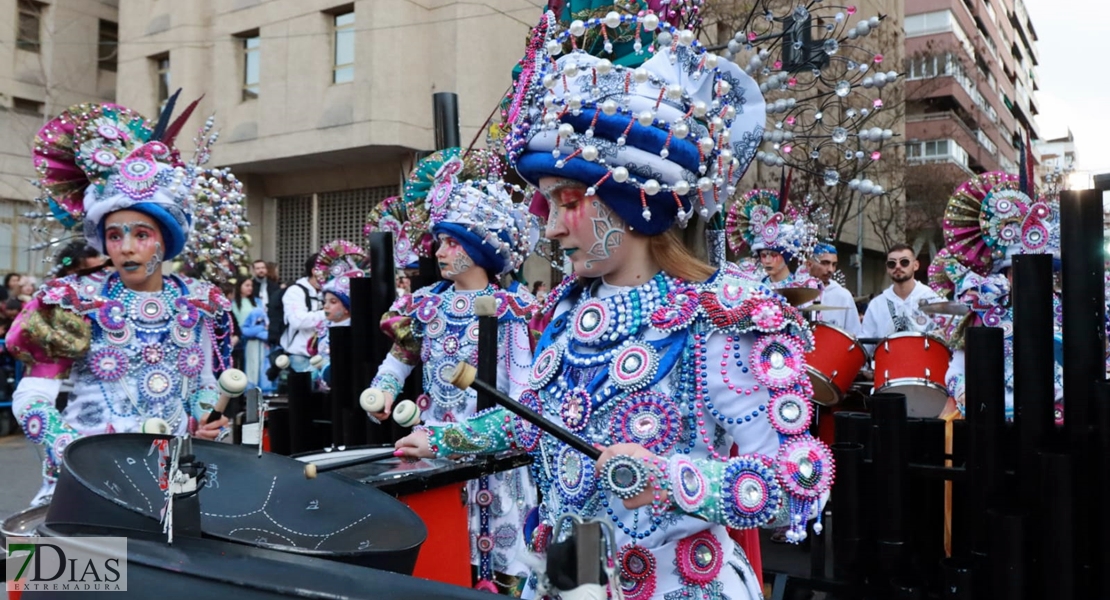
[
  {"xmin": 806, "ymin": 367, "xmax": 842, "ymax": 407},
  {"xmin": 877, "ymin": 380, "xmax": 948, "ymax": 418},
  {"xmin": 49, "ymin": 434, "xmax": 426, "ymax": 573}
]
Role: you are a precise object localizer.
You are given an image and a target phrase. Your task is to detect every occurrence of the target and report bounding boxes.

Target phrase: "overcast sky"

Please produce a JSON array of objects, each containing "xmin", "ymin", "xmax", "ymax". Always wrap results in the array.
[{"xmin": 1026, "ymin": 0, "xmax": 1110, "ymax": 174}]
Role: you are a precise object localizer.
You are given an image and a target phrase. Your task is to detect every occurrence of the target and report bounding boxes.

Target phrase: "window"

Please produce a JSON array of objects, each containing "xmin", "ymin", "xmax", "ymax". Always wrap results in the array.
[
  {"xmin": 99, "ymin": 20, "xmax": 118, "ymax": 72},
  {"xmin": 12, "ymin": 97, "xmax": 44, "ymax": 116},
  {"xmin": 332, "ymin": 11, "xmax": 354, "ymax": 84},
  {"xmin": 153, "ymin": 54, "xmax": 171, "ymax": 111},
  {"xmin": 17, "ymin": 0, "xmax": 43, "ymax": 53},
  {"xmin": 240, "ymin": 33, "xmax": 260, "ymax": 100}
]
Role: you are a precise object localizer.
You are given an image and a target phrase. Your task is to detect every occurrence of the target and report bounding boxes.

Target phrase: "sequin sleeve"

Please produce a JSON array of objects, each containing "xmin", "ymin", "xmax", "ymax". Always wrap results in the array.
[
  {"xmin": 5, "ymin": 296, "xmax": 90, "ymax": 379},
  {"xmin": 380, "ymin": 309, "xmax": 420, "ymax": 365},
  {"xmin": 421, "ymin": 407, "xmax": 516, "ymax": 457},
  {"xmin": 12, "ymin": 377, "xmax": 78, "ymax": 482}
]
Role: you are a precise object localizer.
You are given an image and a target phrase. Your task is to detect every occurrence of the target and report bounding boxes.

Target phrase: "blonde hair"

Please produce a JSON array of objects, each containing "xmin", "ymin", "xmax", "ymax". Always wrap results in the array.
[{"xmin": 648, "ymin": 230, "xmax": 715, "ymax": 283}]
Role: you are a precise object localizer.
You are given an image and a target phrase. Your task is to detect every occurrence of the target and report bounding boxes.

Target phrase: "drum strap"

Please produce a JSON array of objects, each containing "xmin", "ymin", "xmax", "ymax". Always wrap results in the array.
[{"xmin": 886, "ymin": 299, "xmax": 912, "ymax": 333}]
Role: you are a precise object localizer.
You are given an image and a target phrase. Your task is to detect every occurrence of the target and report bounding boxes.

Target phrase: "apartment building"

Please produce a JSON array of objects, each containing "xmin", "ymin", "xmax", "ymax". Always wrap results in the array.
[
  {"xmin": 0, "ymin": 0, "xmax": 118, "ymax": 277},
  {"xmin": 115, "ymin": 0, "xmax": 538, "ymax": 282},
  {"xmin": 904, "ymin": 0, "xmax": 1043, "ymax": 253}
]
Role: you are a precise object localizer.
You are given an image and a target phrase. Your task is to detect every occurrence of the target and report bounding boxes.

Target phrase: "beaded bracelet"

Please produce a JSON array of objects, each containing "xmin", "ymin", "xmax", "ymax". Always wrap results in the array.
[{"xmin": 372, "ymin": 372, "xmax": 404, "ymax": 400}]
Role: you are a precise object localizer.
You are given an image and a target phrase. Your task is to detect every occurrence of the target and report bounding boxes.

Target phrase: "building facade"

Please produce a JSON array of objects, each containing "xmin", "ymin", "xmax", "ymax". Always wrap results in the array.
[
  {"xmin": 0, "ymin": 0, "xmax": 118, "ymax": 277},
  {"xmin": 904, "ymin": 0, "xmax": 1043, "ymax": 261},
  {"xmin": 115, "ymin": 0, "xmax": 543, "ymax": 283}
]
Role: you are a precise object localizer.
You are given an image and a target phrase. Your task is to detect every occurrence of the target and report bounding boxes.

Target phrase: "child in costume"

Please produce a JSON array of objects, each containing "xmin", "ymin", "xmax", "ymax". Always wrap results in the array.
[
  {"xmin": 6, "ymin": 97, "xmax": 238, "ymax": 507},
  {"xmin": 306, "ymin": 240, "xmax": 369, "ymax": 391},
  {"xmin": 395, "ymin": 8, "xmax": 833, "ymax": 599},
  {"xmin": 365, "ymin": 150, "xmax": 538, "ymax": 595}
]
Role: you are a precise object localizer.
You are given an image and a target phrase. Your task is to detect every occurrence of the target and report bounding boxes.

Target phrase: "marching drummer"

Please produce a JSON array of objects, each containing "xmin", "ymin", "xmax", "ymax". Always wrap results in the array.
[
  {"xmin": 807, "ymin": 243, "xmax": 861, "ymax": 335},
  {"xmin": 860, "ymin": 243, "xmax": 943, "ymax": 346},
  {"xmin": 5, "ymin": 99, "xmax": 238, "ymax": 508},
  {"xmin": 363, "ymin": 150, "xmax": 538, "ymax": 595}
]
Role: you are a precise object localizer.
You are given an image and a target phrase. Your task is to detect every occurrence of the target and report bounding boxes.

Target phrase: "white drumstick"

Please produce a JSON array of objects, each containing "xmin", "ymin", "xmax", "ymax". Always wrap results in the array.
[
  {"xmin": 143, "ymin": 418, "xmax": 171, "ymax": 435},
  {"xmin": 360, "ymin": 388, "xmax": 386, "ymax": 413},
  {"xmin": 274, "ymin": 354, "xmax": 290, "ymax": 369},
  {"xmin": 392, "ymin": 400, "xmax": 421, "ymax": 428}
]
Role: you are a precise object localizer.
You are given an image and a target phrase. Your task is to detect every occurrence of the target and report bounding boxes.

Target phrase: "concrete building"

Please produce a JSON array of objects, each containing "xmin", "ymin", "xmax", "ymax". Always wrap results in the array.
[
  {"xmin": 0, "ymin": 0, "xmax": 118, "ymax": 277},
  {"xmin": 903, "ymin": 0, "xmax": 1043, "ymax": 261},
  {"xmin": 115, "ymin": 0, "xmax": 542, "ymax": 283},
  {"xmin": 1035, "ymin": 128, "xmax": 1078, "ymax": 180}
]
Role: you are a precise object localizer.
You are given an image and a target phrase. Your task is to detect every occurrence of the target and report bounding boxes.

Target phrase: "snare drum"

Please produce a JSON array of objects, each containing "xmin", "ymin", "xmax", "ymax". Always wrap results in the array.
[
  {"xmin": 873, "ymin": 332, "xmax": 953, "ymax": 418},
  {"xmin": 805, "ymin": 322, "xmax": 868, "ymax": 406}
]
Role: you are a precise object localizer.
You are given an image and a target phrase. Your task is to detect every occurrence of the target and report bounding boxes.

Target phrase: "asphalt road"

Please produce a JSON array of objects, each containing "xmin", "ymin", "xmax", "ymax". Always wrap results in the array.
[{"xmin": 0, "ymin": 431, "xmax": 43, "ymax": 521}]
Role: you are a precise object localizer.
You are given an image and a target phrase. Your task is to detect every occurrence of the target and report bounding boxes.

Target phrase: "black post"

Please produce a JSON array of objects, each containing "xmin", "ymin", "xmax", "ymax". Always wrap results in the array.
[
  {"xmin": 833, "ymin": 411, "xmax": 872, "ymax": 458},
  {"xmin": 964, "ymin": 326, "xmax": 1005, "ymax": 558},
  {"xmin": 1096, "ymin": 381, "xmax": 1110, "ymax": 598},
  {"xmin": 871, "ymin": 392, "xmax": 908, "ymax": 582},
  {"xmin": 1038, "ymin": 448, "xmax": 1073, "ymax": 600},
  {"xmin": 433, "ymin": 92, "xmax": 461, "ymax": 150},
  {"xmin": 1060, "ymin": 189, "xmax": 1105, "ymax": 596},
  {"xmin": 940, "ymin": 557, "xmax": 975, "ymax": 600},
  {"xmin": 1011, "ymin": 253, "xmax": 1056, "ymax": 489},
  {"xmin": 364, "ymin": 233, "xmax": 397, "ymax": 444},
  {"xmin": 475, "ymin": 299, "xmax": 499, "ymax": 412},
  {"xmin": 329, "ymin": 326, "xmax": 352, "ymax": 448},
  {"xmin": 907, "ymin": 417, "xmax": 946, "ymax": 587},
  {"xmin": 287, "ymin": 371, "xmax": 313, "ymax": 455},
  {"xmin": 831, "ymin": 442, "xmax": 865, "ymax": 586},
  {"xmin": 987, "ymin": 508, "xmax": 1026, "ymax": 600}
]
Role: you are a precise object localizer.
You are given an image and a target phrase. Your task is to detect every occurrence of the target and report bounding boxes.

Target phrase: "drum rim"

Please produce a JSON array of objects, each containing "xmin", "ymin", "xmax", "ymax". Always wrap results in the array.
[
  {"xmin": 805, "ymin": 368, "xmax": 842, "ymax": 407},
  {"xmin": 875, "ymin": 377, "xmax": 948, "ymax": 395},
  {"xmin": 1, "ymin": 504, "xmax": 49, "ymax": 538},
  {"xmin": 811, "ymin": 320, "xmax": 862, "ymax": 342},
  {"xmin": 879, "ymin": 331, "xmax": 953, "ymax": 351}
]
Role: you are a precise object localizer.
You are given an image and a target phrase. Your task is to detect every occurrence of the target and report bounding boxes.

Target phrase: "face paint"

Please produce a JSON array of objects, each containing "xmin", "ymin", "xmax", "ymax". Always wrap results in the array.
[
  {"xmin": 145, "ymin": 242, "xmax": 163, "ymax": 276},
  {"xmin": 585, "ymin": 200, "xmax": 624, "ymax": 269},
  {"xmin": 436, "ymin": 234, "xmax": 474, "ymax": 279}
]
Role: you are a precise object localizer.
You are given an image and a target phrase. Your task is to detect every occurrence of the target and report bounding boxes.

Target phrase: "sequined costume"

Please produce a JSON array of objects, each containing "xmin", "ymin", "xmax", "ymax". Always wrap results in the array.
[
  {"xmin": 421, "ymin": 265, "xmax": 833, "ymax": 600},
  {"xmin": 373, "ymin": 280, "xmax": 538, "ymax": 588},
  {"xmin": 8, "ymin": 270, "xmax": 232, "ymax": 503}
]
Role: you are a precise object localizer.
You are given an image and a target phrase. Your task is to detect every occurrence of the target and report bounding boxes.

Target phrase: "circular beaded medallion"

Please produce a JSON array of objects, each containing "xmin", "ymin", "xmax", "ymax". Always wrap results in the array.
[
  {"xmin": 610, "ymin": 391, "xmax": 681, "ymax": 455},
  {"xmin": 89, "ymin": 347, "xmax": 128, "ymax": 381},
  {"xmin": 141, "ymin": 344, "xmax": 164, "ymax": 365},
  {"xmin": 749, "ymin": 334, "xmax": 807, "ymax": 388},
  {"xmin": 669, "ymin": 456, "xmax": 708, "ymax": 513},
  {"xmin": 177, "ymin": 346, "xmax": 205, "ymax": 377},
  {"xmin": 776, "ymin": 436, "xmax": 835, "ymax": 499},
  {"xmin": 572, "ymin": 299, "xmax": 610, "ymax": 344},
  {"xmin": 106, "ymin": 326, "xmax": 134, "ymax": 346},
  {"xmin": 142, "ymin": 367, "xmax": 176, "ymax": 402},
  {"xmin": 769, "ymin": 391, "xmax": 813, "ymax": 436},
  {"xmin": 171, "ymin": 325, "xmax": 194, "ymax": 347},
  {"xmin": 514, "ymin": 390, "xmax": 543, "ymax": 452},
  {"xmin": 559, "ymin": 388, "xmax": 592, "ymax": 432},
  {"xmin": 450, "ymin": 294, "xmax": 472, "ymax": 316},
  {"xmin": 475, "ymin": 489, "xmax": 494, "ymax": 507},
  {"xmin": 675, "ymin": 531, "xmax": 723, "ymax": 586},
  {"xmin": 22, "ymin": 409, "xmax": 46, "ymax": 443},
  {"xmin": 465, "ymin": 321, "xmax": 480, "ymax": 344},
  {"xmin": 554, "ymin": 445, "xmax": 595, "ymax": 509},
  {"xmin": 476, "ymin": 534, "xmax": 495, "ymax": 554},
  {"xmin": 610, "ymin": 343, "xmax": 659, "ymax": 391},
  {"xmin": 530, "ymin": 345, "xmax": 563, "ymax": 388},
  {"xmin": 425, "ymin": 316, "xmax": 446, "ymax": 338},
  {"xmin": 618, "ymin": 544, "xmax": 657, "ymax": 600},
  {"xmin": 721, "ymin": 456, "xmax": 783, "ymax": 528},
  {"xmin": 441, "ymin": 334, "xmax": 461, "ymax": 356},
  {"xmin": 136, "ymin": 297, "xmax": 167, "ymax": 323},
  {"xmin": 97, "ymin": 300, "xmax": 127, "ymax": 332}
]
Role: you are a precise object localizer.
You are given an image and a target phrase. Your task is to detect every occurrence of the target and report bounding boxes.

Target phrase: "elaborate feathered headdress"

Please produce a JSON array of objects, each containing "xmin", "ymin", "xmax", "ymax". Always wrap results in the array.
[{"xmin": 725, "ymin": 188, "xmax": 819, "ymax": 262}]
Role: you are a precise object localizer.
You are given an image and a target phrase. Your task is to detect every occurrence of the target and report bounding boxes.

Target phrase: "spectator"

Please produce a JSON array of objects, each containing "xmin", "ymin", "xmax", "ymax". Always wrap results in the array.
[
  {"xmin": 530, "ymin": 280, "xmax": 549, "ymax": 304},
  {"xmin": 17, "ymin": 277, "xmax": 37, "ymax": 303},
  {"xmin": 395, "ymin": 272, "xmax": 411, "ymax": 297},
  {"xmin": 0, "ymin": 298, "xmax": 22, "ymax": 338},
  {"xmin": 279, "ymin": 254, "xmax": 325, "ymax": 373},
  {"xmin": 250, "ymin": 260, "xmax": 277, "ymax": 308},
  {"xmin": 265, "ymin": 262, "xmax": 286, "ymax": 346},
  {"xmin": 231, "ymin": 277, "xmax": 273, "ymax": 392},
  {"xmin": 4, "ymin": 273, "xmax": 22, "ymax": 299}
]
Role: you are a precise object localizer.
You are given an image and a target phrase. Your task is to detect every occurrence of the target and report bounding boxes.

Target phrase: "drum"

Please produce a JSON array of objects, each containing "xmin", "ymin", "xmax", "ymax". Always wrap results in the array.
[
  {"xmin": 872, "ymin": 332, "xmax": 953, "ymax": 418},
  {"xmin": 0, "ymin": 504, "xmax": 48, "ymax": 549},
  {"xmin": 47, "ymin": 434, "xmax": 427, "ymax": 575},
  {"xmin": 805, "ymin": 322, "xmax": 868, "ymax": 406}
]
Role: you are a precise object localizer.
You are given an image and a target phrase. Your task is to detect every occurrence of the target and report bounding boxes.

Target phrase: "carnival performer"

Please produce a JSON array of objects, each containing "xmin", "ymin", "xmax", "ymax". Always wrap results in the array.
[
  {"xmin": 860, "ymin": 243, "xmax": 943, "ymax": 344},
  {"xmin": 725, "ymin": 188, "xmax": 821, "ymax": 291},
  {"xmin": 395, "ymin": 10, "xmax": 833, "ymax": 600},
  {"xmin": 941, "ymin": 172, "xmax": 1062, "ymax": 422},
  {"xmin": 5, "ymin": 98, "xmax": 238, "ymax": 507},
  {"xmin": 365, "ymin": 149, "xmax": 538, "ymax": 595},
  {"xmin": 806, "ymin": 243, "xmax": 861, "ymax": 335},
  {"xmin": 306, "ymin": 240, "xmax": 369, "ymax": 392}
]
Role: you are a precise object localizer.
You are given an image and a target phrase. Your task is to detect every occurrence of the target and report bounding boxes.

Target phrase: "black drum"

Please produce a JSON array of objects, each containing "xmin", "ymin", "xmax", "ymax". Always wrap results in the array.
[
  {"xmin": 22, "ymin": 522, "xmax": 496, "ymax": 600},
  {"xmin": 0, "ymin": 503, "xmax": 48, "ymax": 550},
  {"xmin": 47, "ymin": 434, "xmax": 426, "ymax": 574}
]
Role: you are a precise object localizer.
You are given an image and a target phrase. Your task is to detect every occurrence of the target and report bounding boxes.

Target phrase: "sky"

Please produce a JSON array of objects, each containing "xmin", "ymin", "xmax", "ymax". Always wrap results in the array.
[{"xmin": 1025, "ymin": 0, "xmax": 1110, "ymax": 175}]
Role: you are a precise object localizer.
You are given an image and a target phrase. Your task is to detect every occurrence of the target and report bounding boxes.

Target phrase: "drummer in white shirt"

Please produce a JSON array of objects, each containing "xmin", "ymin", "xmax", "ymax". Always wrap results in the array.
[
  {"xmin": 861, "ymin": 243, "xmax": 943, "ymax": 346},
  {"xmin": 806, "ymin": 243, "xmax": 861, "ymax": 335}
]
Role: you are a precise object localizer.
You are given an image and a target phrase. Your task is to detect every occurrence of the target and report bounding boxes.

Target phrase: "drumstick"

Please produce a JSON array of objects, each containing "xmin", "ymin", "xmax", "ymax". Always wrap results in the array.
[
  {"xmin": 449, "ymin": 362, "xmax": 602, "ymax": 461},
  {"xmin": 207, "ymin": 369, "xmax": 249, "ymax": 424},
  {"xmin": 303, "ymin": 451, "xmax": 401, "ymax": 479}
]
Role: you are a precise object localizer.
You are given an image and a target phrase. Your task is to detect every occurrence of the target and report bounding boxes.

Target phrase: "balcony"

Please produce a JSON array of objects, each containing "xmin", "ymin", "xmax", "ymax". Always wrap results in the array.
[{"xmin": 907, "ymin": 111, "xmax": 1007, "ymax": 173}]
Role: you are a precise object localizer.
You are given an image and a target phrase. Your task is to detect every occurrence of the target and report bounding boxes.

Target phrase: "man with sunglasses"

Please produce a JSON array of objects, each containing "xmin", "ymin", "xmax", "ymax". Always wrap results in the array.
[
  {"xmin": 807, "ymin": 242, "xmax": 861, "ymax": 335},
  {"xmin": 861, "ymin": 243, "xmax": 942, "ymax": 344}
]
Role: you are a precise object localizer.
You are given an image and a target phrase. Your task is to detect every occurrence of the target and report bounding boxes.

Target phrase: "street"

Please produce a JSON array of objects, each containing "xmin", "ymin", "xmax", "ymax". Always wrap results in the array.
[{"xmin": 0, "ymin": 432, "xmax": 44, "ymax": 520}]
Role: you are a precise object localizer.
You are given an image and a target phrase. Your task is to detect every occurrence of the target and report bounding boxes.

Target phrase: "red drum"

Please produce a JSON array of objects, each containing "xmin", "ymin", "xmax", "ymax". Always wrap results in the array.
[
  {"xmin": 873, "ymin": 332, "xmax": 953, "ymax": 417},
  {"xmin": 805, "ymin": 322, "xmax": 868, "ymax": 406}
]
